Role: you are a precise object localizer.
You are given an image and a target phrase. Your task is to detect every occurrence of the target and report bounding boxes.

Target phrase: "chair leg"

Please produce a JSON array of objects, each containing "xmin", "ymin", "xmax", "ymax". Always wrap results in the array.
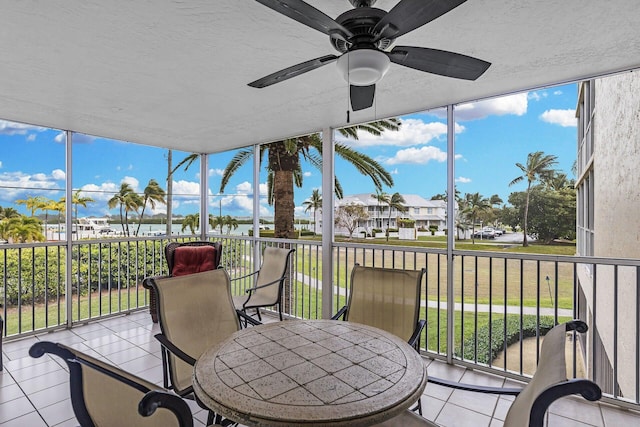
[
  {"xmin": 256, "ymin": 308, "xmax": 262, "ymax": 321},
  {"xmin": 278, "ymin": 304, "xmax": 283, "ymax": 321}
]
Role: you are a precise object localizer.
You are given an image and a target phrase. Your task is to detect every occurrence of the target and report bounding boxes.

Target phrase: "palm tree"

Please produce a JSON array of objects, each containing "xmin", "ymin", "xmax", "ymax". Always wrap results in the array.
[
  {"xmin": 0, "ymin": 206, "xmax": 20, "ymax": 219},
  {"xmin": 166, "ymin": 151, "xmax": 199, "ymax": 235},
  {"xmin": 209, "ymin": 214, "xmax": 224, "ymax": 234},
  {"xmin": 4, "ymin": 216, "xmax": 45, "ymax": 243},
  {"xmin": 108, "ymin": 183, "xmax": 142, "ymax": 236},
  {"xmin": 136, "ymin": 179, "xmax": 167, "ymax": 236},
  {"xmin": 15, "ymin": 195, "xmax": 47, "ymax": 217},
  {"xmin": 385, "ymin": 192, "xmax": 408, "ymax": 242},
  {"xmin": 302, "ymin": 189, "xmax": 322, "ymax": 235},
  {"xmin": 220, "ymin": 119, "xmax": 399, "ymax": 239},
  {"xmin": 463, "ymin": 192, "xmax": 491, "ymax": 244},
  {"xmin": 509, "ymin": 151, "xmax": 558, "ymax": 246},
  {"xmin": 181, "ymin": 213, "xmax": 200, "ymax": 235},
  {"xmin": 71, "ymin": 189, "xmax": 95, "ymax": 225},
  {"xmin": 223, "ymin": 215, "xmax": 239, "ymax": 235},
  {"xmin": 371, "ymin": 190, "xmax": 389, "ymax": 230}
]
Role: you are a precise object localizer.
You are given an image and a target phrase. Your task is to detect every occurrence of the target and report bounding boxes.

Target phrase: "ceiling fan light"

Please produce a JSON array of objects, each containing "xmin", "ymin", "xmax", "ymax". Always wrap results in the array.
[{"xmin": 336, "ymin": 49, "xmax": 390, "ymax": 86}]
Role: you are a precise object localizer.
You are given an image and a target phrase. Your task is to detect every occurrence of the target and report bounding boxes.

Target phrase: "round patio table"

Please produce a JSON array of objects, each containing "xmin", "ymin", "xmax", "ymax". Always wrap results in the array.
[{"xmin": 193, "ymin": 319, "xmax": 427, "ymax": 427}]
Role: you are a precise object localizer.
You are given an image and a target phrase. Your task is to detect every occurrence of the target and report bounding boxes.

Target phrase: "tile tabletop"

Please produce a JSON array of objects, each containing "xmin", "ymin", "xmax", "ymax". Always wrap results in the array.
[{"xmin": 193, "ymin": 319, "xmax": 428, "ymax": 427}]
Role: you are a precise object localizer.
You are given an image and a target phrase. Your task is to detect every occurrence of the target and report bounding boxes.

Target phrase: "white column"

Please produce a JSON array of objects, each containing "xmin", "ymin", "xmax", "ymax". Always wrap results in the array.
[
  {"xmin": 65, "ymin": 130, "xmax": 73, "ymax": 327},
  {"xmin": 253, "ymin": 144, "xmax": 261, "ymax": 267},
  {"xmin": 446, "ymin": 104, "xmax": 455, "ymax": 364},
  {"xmin": 322, "ymin": 128, "xmax": 335, "ymax": 319}
]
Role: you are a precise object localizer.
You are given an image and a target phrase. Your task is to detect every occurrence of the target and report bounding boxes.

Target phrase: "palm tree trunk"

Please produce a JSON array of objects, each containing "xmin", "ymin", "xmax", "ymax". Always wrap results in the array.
[
  {"xmin": 523, "ymin": 182, "xmax": 531, "ymax": 247},
  {"xmin": 273, "ymin": 170, "xmax": 296, "ymax": 239}
]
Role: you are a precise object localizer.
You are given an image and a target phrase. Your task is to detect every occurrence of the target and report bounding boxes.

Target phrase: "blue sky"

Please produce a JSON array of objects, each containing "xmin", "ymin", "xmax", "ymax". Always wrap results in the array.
[{"xmin": 0, "ymin": 83, "xmax": 577, "ymax": 219}]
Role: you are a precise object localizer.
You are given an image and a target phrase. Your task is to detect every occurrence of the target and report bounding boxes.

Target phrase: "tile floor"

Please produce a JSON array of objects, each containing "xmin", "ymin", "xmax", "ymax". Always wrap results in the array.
[{"xmin": 1, "ymin": 310, "xmax": 639, "ymax": 426}]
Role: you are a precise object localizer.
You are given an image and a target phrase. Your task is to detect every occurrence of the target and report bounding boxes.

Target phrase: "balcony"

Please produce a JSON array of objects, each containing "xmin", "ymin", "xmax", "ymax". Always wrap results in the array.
[{"xmin": 2, "ymin": 235, "xmax": 640, "ymax": 425}]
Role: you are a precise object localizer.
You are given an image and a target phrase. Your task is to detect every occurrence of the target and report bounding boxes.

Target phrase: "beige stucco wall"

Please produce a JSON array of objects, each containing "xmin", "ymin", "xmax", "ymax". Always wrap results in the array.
[{"xmin": 591, "ymin": 73, "xmax": 640, "ymax": 399}]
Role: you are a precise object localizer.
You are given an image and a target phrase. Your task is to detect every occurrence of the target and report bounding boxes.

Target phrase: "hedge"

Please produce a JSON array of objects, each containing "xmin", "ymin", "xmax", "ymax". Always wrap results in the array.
[{"xmin": 458, "ymin": 315, "xmax": 557, "ymax": 364}]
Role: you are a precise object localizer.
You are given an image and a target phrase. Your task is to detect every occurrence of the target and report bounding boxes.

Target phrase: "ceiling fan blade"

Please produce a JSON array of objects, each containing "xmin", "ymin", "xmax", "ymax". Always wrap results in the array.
[
  {"xmin": 255, "ymin": 0, "xmax": 353, "ymax": 40},
  {"xmin": 248, "ymin": 55, "xmax": 339, "ymax": 88},
  {"xmin": 350, "ymin": 84, "xmax": 375, "ymax": 111},
  {"xmin": 388, "ymin": 46, "xmax": 490, "ymax": 80},
  {"xmin": 373, "ymin": 0, "xmax": 468, "ymax": 41}
]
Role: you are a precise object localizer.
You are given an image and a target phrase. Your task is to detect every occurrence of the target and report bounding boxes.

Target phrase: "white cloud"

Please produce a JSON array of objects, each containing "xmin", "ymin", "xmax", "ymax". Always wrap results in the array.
[
  {"xmin": 390, "ymin": 168, "xmax": 399, "ymax": 175},
  {"xmin": 27, "ymin": 134, "xmax": 36, "ymax": 142},
  {"xmin": 236, "ymin": 181, "xmax": 252, "ymax": 194},
  {"xmin": 455, "ymin": 176, "xmax": 472, "ymax": 183},
  {"xmin": 528, "ymin": 91, "xmax": 548, "ymax": 101},
  {"xmin": 453, "ymin": 93, "xmax": 528, "ymax": 121},
  {"xmin": 553, "ymin": 90, "xmax": 563, "ymax": 95},
  {"xmin": 122, "ymin": 176, "xmax": 140, "ymax": 190},
  {"xmin": 303, "ymin": 171, "xmax": 312, "ymax": 177},
  {"xmin": 0, "ymin": 161, "xmax": 2, "ymax": 168},
  {"xmin": 80, "ymin": 182, "xmax": 120, "ymax": 203},
  {"xmin": 0, "ymin": 120, "xmax": 45, "ymax": 135},
  {"xmin": 209, "ymin": 168, "xmax": 224, "ymax": 177},
  {"xmin": 172, "ymin": 180, "xmax": 200, "ymax": 198},
  {"xmin": 0, "ymin": 171, "xmax": 63, "ymax": 202},
  {"xmin": 339, "ymin": 118, "xmax": 464, "ymax": 147},
  {"xmin": 55, "ymin": 132, "xmax": 96, "ymax": 144},
  {"xmin": 386, "ymin": 146, "xmax": 448, "ymax": 165},
  {"xmin": 51, "ymin": 169, "xmax": 65, "ymax": 180},
  {"xmin": 540, "ymin": 109, "xmax": 577, "ymax": 127}
]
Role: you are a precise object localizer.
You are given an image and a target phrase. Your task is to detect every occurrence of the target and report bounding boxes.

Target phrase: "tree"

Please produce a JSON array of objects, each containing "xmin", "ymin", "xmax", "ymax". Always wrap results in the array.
[
  {"xmin": 508, "ymin": 185, "xmax": 576, "ymax": 244},
  {"xmin": 108, "ymin": 183, "xmax": 142, "ymax": 236},
  {"xmin": 209, "ymin": 214, "xmax": 224, "ymax": 234},
  {"xmin": 220, "ymin": 119, "xmax": 400, "ymax": 239},
  {"xmin": 462, "ymin": 192, "xmax": 491, "ymax": 244},
  {"xmin": 371, "ymin": 190, "xmax": 388, "ymax": 230},
  {"xmin": 509, "ymin": 151, "xmax": 558, "ymax": 246},
  {"xmin": 335, "ymin": 204, "xmax": 369, "ymax": 240},
  {"xmin": 372, "ymin": 191, "xmax": 408, "ymax": 241},
  {"xmin": 302, "ymin": 189, "xmax": 322, "ymax": 235},
  {"xmin": 223, "ymin": 215, "xmax": 239, "ymax": 235},
  {"xmin": 0, "ymin": 206, "xmax": 20, "ymax": 220},
  {"xmin": 181, "ymin": 213, "xmax": 200, "ymax": 234},
  {"xmin": 136, "ymin": 179, "xmax": 166, "ymax": 236},
  {"xmin": 15, "ymin": 195, "xmax": 47, "ymax": 217},
  {"xmin": 71, "ymin": 189, "xmax": 95, "ymax": 224},
  {"xmin": 1, "ymin": 215, "xmax": 45, "ymax": 243}
]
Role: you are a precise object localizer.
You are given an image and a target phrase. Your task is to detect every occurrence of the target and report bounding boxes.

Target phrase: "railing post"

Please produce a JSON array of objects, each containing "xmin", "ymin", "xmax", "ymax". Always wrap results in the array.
[
  {"xmin": 446, "ymin": 104, "xmax": 455, "ymax": 364},
  {"xmin": 65, "ymin": 130, "xmax": 73, "ymax": 328},
  {"xmin": 253, "ymin": 144, "xmax": 261, "ymax": 271},
  {"xmin": 322, "ymin": 127, "xmax": 334, "ymax": 320}
]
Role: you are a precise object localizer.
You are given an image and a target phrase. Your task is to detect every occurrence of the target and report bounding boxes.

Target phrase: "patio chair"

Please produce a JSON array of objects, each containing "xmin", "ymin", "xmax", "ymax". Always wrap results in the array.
[
  {"xmin": 232, "ymin": 246, "xmax": 295, "ymax": 321},
  {"xmin": 28, "ymin": 341, "xmax": 219, "ymax": 427},
  {"xmin": 145, "ymin": 269, "xmax": 259, "ymax": 425},
  {"xmin": 144, "ymin": 240, "xmax": 222, "ymax": 323},
  {"xmin": 417, "ymin": 320, "xmax": 602, "ymax": 427},
  {"xmin": 332, "ymin": 264, "xmax": 427, "ymax": 414}
]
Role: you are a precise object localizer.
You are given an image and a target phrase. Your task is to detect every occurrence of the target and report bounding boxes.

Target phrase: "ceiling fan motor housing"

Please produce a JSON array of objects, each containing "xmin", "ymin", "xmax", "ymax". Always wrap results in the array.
[{"xmin": 330, "ymin": 8, "xmax": 394, "ymax": 53}]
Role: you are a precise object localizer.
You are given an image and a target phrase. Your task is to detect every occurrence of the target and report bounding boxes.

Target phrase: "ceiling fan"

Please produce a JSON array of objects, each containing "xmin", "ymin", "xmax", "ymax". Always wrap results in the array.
[{"xmin": 248, "ymin": 0, "xmax": 491, "ymax": 111}]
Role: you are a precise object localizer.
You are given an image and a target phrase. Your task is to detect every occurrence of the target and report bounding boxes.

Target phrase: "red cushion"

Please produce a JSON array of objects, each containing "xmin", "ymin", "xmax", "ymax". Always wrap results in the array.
[{"xmin": 171, "ymin": 246, "xmax": 217, "ymax": 276}]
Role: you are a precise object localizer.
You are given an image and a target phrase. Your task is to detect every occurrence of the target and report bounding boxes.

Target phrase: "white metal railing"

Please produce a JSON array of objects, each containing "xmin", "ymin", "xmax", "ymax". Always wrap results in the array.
[{"xmin": 1, "ymin": 236, "xmax": 638, "ymax": 409}]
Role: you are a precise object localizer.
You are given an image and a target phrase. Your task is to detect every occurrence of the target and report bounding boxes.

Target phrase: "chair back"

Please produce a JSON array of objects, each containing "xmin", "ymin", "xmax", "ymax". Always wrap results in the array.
[
  {"xmin": 252, "ymin": 246, "xmax": 295, "ymax": 304},
  {"xmin": 29, "ymin": 341, "xmax": 190, "ymax": 427},
  {"xmin": 151, "ymin": 269, "xmax": 240, "ymax": 394},
  {"xmin": 345, "ymin": 265, "xmax": 425, "ymax": 343},
  {"xmin": 504, "ymin": 321, "xmax": 601, "ymax": 426},
  {"xmin": 165, "ymin": 241, "xmax": 221, "ymax": 274}
]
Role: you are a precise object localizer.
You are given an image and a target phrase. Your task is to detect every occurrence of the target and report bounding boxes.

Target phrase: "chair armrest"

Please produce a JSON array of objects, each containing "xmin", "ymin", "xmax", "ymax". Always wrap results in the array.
[
  {"xmin": 243, "ymin": 276, "xmax": 286, "ymax": 293},
  {"xmin": 529, "ymin": 379, "xmax": 601, "ymax": 426},
  {"xmin": 139, "ymin": 390, "xmax": 194, "ymax": 427},
  {"xmin": 331, "ymin": 306, "xmax": 348, "ymax": 320},
  {"xmin": 142, "ymin": 276, "xmax": 169, "ymax": 289},
  {"xmin": 230, "ymin": 270, "xmax": 259, "ymax": 282},
  {"xmin": 236, "ymin": 309, "xmax": 262, "ymax": 327},
  {"xmin": 154, "ymin": 334, "xmax": 197, "ymax": 366},
  {"xmin": 408, "ymin": 319, "xmax": 426, "ymax": 349},
  {"xmin": 427, "ymin": 376, "xmax": 523, "ymax": 396}
]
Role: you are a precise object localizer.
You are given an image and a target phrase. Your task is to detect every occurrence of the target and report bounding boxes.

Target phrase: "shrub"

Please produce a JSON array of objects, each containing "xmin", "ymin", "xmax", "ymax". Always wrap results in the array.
[
  {"xmin": 398, "ymin": 218, "xmax": 415, "ymax": 228},
  {"xmin": 457, "ymin": 315, "xmax": 556, "ymax": 364}
]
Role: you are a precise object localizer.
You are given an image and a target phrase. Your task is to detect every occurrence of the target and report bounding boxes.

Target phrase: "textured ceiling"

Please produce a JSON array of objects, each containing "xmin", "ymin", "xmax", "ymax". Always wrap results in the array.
[{"xmin": 1, "ymin": 0, "xmax": 639, "ymax": 153}]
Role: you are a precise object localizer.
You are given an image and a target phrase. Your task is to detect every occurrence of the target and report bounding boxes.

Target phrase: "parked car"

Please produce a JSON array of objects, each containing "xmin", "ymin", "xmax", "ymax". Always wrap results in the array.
[{"xmin": 472, "ymin": 230, "xmax": 495, "ymax": 239}]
